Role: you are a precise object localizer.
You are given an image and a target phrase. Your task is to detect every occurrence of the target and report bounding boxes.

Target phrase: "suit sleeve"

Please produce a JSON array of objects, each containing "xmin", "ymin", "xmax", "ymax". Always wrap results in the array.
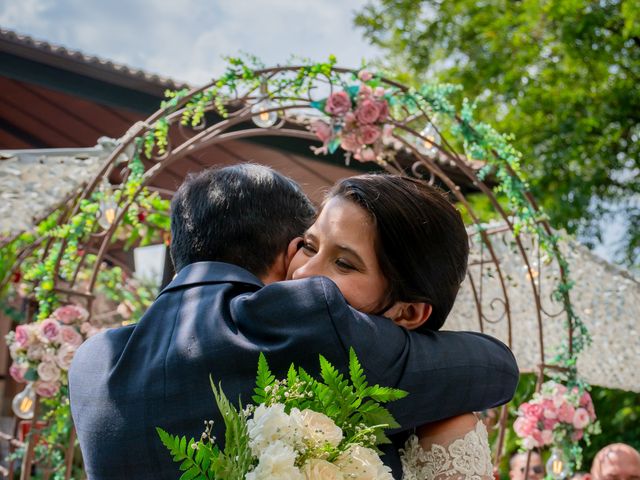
[
  {"xmin": 316, "ymin": 277, "xmax": 520, "ymax": 429},
  {"xmin": 234, "ymin": 276, "xmax": 519, "ymax": 430}
]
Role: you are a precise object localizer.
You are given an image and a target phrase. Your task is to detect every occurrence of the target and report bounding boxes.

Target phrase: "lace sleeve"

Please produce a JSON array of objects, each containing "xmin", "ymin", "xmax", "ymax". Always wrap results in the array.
[{"xmin": 400, "ymin": 421, "xmax": 493, "ymax": 480}]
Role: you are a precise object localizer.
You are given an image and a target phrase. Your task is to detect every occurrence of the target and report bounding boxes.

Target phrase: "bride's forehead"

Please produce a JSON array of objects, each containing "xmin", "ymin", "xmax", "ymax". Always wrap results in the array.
[{"xmin": 315, "ymin": 197, "xmax": 373, "ymax": 230}]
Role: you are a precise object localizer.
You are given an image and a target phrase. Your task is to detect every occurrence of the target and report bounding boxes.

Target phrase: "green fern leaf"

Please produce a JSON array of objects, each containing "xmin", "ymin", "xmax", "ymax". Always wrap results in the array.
[{"xmin": 252, "ymin": 352, "xmax": 275, "ymax": 404}]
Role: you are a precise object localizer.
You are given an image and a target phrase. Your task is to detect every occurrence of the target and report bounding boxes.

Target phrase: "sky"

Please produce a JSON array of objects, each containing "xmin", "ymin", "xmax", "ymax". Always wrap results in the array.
[
  {"xmin": 0, "ymin": 0, "xmax": 628, "ymax": 264},
  {"xmin": 0, "ymin": 0, "xmax": 380, "ymax": 84}
]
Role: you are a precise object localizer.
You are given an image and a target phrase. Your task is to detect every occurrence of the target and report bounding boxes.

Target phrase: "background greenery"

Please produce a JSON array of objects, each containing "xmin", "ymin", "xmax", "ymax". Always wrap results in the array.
[{"xmin": 355, "ymin": 0, "xmax": 640, "ymax": 270}]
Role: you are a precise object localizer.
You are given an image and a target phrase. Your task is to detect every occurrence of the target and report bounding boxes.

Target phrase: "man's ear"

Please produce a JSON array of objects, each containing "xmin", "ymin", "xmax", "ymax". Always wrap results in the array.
[
  {"xmin": 388, "ymin": 302, "xmax": 432, "ymax": 330},
  {"xmin": 284, "ymin": 237, "xmax": 303, "ymax": 272}
]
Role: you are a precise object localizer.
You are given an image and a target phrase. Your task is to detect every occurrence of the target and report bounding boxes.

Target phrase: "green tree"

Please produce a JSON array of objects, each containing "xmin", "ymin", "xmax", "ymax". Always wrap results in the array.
[{"xmin": 355, "ymin": 0, "xmax": 640, "ymax": 269}]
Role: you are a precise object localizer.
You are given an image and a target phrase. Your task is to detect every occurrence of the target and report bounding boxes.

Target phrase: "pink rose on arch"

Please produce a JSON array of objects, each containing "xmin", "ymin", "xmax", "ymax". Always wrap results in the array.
[
  {"xmin": 311, "ymin": 120, "xmax": 332, "ymax": 144},
  {"xmin": 325, "ymin": 91, "xmax": 351, "ymax": 115},
  {"xmin": 514, "ymin": 417, "xmax": 535, "ymax": 437},
  {"xmin": 35, "ymin": 380, "xmax": 60, "ymax": 398},
  {"xmin": 359, "ymin": 85, "xmax": 373, "ymax": 98},
  {"xmin": 14, "ymin": 325, "xmax": 34, "ymax": 349},
  {"xmin": 543, "ymin": 417, "xmax": 557, "ymax": 430},
  {"xmin": 355, "ymin": 99, "xmax": 381, "ymax": 124},
  {"xmin": 557, "ymin": 402, "xmax": 575, "ymax": 423},
  {"xmin": 340, "ymin": 133, "xmax": 360, "ymax": 152},
  {"xmin": 541, "ymin": 430, "xmax": 554, "ymax": 445},
  {"xmin": 355, "ymin": 148, "xmax": 377, "ymax": 163},
  {"xmin": 344, "ymin": 111, "xmax": 357, "ymax": 128},
  {"xmin": 382, "ymin": 124, "xmax": 394, "ymax": 139},
  {"xmin": 9, "ymin": 362, "xmax": 28, "ymax": 383},
  {"xmin": 56, "ymin": 343, "xmax": 77, "ymax": 370},
  {"xmin": 359, "ymin": 125, "xmax": 382, "ymax": 145},
  {"xmin": 374, "ymin": 86, "xmax": 386, "ymax": 97},
  {"xmin": 60, "ymin": 326, "xmax": 83, "ymax": 348},
  {"xmin": 571, "ymin": 430, "xmax": 584, "ymax": 441},
  {"xmin": 376, "ymin": 100, "xmax": 390, "ymax": 122},
  {"xmin": 542, "ymin": 399, "xmax": 558, "ymax": 418},
  {"xmin": 37, "ymin": 361, "xmax": 61, "ymax": 383},
  {"xmin": 39, "ymin": 318, "xmax": 61, "ymax": 343},
  {"xmin": 53, "ymin": 304, "xmax": 89, "ymax": 324},
  {"xmin": 358, "ymin": 70, "xmax": 373, "ymax": 82},
  {"xmin": 573, "ymin": 408, "xmax": 590, "ymax": 429}
]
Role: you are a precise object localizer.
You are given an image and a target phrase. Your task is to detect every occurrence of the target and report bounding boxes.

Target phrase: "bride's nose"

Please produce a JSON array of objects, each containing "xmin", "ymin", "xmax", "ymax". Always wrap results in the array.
[{"xmin": 291, "ymin": 256, "xmax": 321, "ymax": 280}]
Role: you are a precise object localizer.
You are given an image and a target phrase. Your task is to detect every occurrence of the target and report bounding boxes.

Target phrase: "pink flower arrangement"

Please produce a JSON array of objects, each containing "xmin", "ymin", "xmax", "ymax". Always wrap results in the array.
[
  {"xmin": 5, "ymin": 303, "xmax": 100, "ymax": 398},
  {"xmin": 514, "ymin": 381, "xmax": 599, "ymax": 450},
  {"xmin": 311, "ymin": 70, "xmax": 394, "ymax": 163}
]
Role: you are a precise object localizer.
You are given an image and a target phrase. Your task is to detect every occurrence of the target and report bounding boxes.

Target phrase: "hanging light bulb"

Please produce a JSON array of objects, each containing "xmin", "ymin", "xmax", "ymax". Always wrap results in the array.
[
  {"xmin": 251, "ymin": 99, "xmax": 278, "ymax": 128},
  {"xmin": 415, "ymin": 122, "xmax": 441, "ymax": 157},
  {"xmin": 546, "ymin": 448, "xmax": 570, "ymax": 480},
  {"xmin": 12, "ymin": 383, "xmax": 35, "ymax": 420},
  {"xmin": 98, "ymin": 179, "xmax": 119, "ymax": 230}
]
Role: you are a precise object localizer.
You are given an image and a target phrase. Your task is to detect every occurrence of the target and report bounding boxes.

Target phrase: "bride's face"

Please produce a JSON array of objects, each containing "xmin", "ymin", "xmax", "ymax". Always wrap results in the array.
[{"xmin": 287, "ymin": 196, "xmax": 389, "ymax": 313}]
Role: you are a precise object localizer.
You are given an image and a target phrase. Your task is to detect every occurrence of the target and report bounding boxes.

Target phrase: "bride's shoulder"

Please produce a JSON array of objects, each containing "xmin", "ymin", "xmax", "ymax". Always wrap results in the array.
[{"xmin": 401, "ymin": 417, "xmax": 493, "ymax": 480}]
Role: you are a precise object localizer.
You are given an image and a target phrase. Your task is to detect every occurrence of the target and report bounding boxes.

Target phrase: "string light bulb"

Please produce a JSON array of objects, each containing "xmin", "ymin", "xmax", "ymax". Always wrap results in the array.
[
  {"xmin": 12, "ymin": 383, "xmax": 35, "ymax": 420},
  {"xmin": 415, "ymin": 122, "xmax": 441, "ymax": 157},
  {"xmin": 546, "ymin": 448, "xmax": 570, "ymax": 480},
  {"xmin": 251, "ymin": 99, "xmax": 278, "ymax": 128},
  {"xmin": 98, "ymin": 180, "xmax": 118, "ymax": 230}
]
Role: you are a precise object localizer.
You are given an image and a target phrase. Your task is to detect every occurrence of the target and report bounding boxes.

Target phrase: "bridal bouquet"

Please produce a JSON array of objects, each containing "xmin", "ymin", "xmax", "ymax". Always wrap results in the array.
[
  {"xmin": 158, "ymin": 348, "xmax": 406, "ymax": 479},
  {"xmin": 514, "ymin": 380, "xmax": 599, "ymax": 450}
]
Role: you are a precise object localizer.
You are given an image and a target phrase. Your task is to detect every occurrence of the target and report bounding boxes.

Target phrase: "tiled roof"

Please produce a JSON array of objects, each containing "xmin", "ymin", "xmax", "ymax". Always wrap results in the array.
[{"xmin": 0, "ymin": 28, "xmax": 190, "ymax": 94}]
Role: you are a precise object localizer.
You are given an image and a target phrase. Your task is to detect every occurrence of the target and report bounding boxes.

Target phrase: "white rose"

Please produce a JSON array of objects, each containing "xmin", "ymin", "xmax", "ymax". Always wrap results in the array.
[
  {"xmin": 300, "ymin": 409, "xmax": 343, "ymax": 449},
  {"xmin": 301, "ymin": 459, "xmax": 344, "ymax": 479},
  {"xmin": 37, "ymin": 361, "xmax": 61, "ymax": 383},
  {"xmin": 245, "ymin": 440, "xmax": 303, "ymax": 480},
  {"xmin": 247, "ymin": 404, "xmax": 302, "ymax": 455},
  {"xmin": 335, "ymin": 445, "xmax": 392, "ymax": 480},
  {"xmin": 55, "ymin": 343, "xmax": 77, "ymax": 370}
]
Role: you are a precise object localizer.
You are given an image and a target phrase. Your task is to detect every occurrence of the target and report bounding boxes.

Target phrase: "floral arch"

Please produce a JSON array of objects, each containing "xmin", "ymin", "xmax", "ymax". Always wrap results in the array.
[{"xmin": 0, "ymin": 57, "xmax": 594, "ymax": 478}]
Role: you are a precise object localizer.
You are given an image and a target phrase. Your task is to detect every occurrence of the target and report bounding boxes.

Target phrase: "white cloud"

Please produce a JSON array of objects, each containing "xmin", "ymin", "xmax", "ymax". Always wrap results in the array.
[{"xmin": 0, "ymin": 0, "xmax": 379, "ymax": 85}]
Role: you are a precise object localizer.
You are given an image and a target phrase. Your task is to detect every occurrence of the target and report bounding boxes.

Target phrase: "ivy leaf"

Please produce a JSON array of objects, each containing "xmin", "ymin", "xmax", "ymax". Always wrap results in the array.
[{"xmin": 328, "ymin": 137, "xmax": 341, "ymax": 154}]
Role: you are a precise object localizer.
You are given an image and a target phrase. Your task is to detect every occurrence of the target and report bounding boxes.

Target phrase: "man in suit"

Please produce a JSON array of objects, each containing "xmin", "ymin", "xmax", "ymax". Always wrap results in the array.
[{"xmin": 69, "ymin": 164, "xmax": 519, "ymax": 479}]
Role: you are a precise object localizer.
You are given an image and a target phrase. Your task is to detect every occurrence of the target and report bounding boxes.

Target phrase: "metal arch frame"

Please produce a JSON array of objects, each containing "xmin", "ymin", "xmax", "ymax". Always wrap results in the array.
[{"xmin": 7, "ymin": 65, "xmax": 574, "ymax": 478}]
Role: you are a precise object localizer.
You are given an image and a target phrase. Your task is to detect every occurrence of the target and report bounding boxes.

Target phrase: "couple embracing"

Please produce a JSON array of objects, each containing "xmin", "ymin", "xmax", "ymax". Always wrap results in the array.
[{"xmin": 69, "ymin": 164, "xmax": 519, "ymax": 479}]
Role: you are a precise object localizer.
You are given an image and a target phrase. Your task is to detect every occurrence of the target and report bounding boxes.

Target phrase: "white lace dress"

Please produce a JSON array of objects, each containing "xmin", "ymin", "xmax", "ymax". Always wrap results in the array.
[{"xmin": 400, "ymin": 421, "xmax": 493, "ymax": 480}]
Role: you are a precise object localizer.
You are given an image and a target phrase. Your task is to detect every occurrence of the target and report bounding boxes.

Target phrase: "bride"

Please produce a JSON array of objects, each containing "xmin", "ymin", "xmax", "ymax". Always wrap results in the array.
[{"xmin": 287, "ymin": 174, "xmax": 494, "ymax": 480}]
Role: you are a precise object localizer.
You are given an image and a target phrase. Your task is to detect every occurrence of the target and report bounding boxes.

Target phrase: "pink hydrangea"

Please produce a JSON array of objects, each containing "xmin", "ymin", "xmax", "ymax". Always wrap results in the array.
[
  {"xmin": 35, "ymin": 380, "xmax": 60, "ymax": 398},
  {"xmin": 541, "ymin": 430, "xmax": 554, "ymax": 445},
  {"xmin": 53, "ymin": 304, "xmax": 89, "ymax": 324},
  {"xmin": 573, "ymin": 408, "xmax": 590, "ymax": 429},
  {"xmin": 355, "ymin": 99, "xmax": 381, "ymax": 125},
  {"xmin": 325, "ymin": 91, "xmax": 351, "ymax": 115},
  {"xmin": 556, "ymin": 402, "xmax": 575, "ymax": 423},
  {"xmin": 9, "ymin": 362, "xmax": 27, "ymax": 383},
  {"xmin": 39, "ymin": 318, "xmax": 61, "ymax": 343},
  {"xmin": 311, "ymin": 120, "xmax": 332, "ymax": 144}
]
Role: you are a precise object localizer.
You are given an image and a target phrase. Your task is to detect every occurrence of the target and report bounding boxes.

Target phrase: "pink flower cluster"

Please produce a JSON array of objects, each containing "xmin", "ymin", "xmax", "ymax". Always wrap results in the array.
[
  {"xmin": 311, "ymin": 70, "xmax": 393, "ymax": 163},
  {"xmin": 7, "ymin": 304, "xmax": 100, "ymax": 398},
  {"xmin": 514, "ymin": 381, "xmax": 597, "ymax": 450}
]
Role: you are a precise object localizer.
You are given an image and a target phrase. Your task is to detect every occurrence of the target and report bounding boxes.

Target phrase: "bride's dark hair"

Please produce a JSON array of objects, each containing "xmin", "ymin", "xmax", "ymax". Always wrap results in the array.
[{"xmin": 326, "ymin": 174, "xmax": 469, "ymax": 331}]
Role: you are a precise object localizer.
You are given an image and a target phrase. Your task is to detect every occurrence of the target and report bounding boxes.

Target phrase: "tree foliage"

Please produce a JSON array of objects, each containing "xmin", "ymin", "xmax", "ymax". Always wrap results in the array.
[{"xmin": 355, "ymin": 0, "xmax": 640, "ymax": 269}]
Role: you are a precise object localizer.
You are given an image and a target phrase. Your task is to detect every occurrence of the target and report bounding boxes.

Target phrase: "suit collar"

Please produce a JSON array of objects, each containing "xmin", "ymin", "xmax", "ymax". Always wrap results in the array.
[{"xmin": 159, "ymin": 261, "xmax": 264, "ymax": 296}]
